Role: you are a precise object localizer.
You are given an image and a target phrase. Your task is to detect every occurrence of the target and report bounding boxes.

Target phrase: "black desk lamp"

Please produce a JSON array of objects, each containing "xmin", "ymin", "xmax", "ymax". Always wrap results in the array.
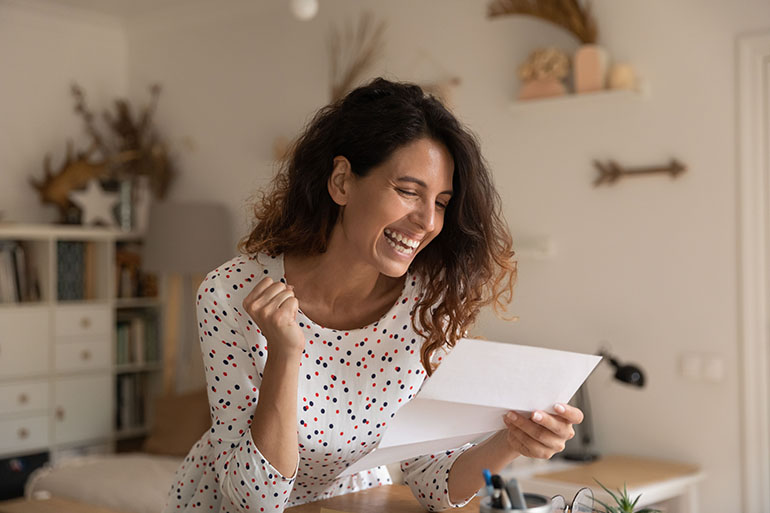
[{"xmin": 562, "ymin": 348, "xmax": 646, "ymax": 462}]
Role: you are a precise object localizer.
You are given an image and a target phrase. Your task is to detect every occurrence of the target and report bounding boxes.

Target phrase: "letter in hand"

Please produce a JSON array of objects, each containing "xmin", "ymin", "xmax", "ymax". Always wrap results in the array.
[{"xmin": 242, "ymin": 277, "xmax": 305, "ymax": 358}]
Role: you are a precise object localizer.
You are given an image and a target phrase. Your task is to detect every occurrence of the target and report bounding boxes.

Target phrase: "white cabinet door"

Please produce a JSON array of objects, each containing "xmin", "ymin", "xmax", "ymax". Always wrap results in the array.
[
  {"xmin": 0, "ymin": 307, "xmax": 49, "ymax": 378},
  {"xmin": 53, "ymin": 373, "xmax": 112, "ymax": 445}
]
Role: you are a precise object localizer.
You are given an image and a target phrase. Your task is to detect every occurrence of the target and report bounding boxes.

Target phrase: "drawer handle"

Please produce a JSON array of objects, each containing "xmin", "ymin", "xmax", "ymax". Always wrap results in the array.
[
  {"xmin": 55, "ymin": 407, "xmax": 65, "ymax": 421},
  {"xmin": 18, "ymin": 427, "xmax": 29, "ymax": 439},
  {"xmin": 18, "ymin": 393, "xmax": 29, "ymax": 405},
  {"xmin": 81, "ymin": 349, "xmax": 92, "ymax": 361},
  {"xmin": 80, "ymin": 317, "xmax": 92, "ymax": 329}
]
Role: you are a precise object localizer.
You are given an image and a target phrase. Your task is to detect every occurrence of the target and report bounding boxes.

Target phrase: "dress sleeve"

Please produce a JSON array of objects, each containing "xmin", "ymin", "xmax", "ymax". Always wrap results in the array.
[
  {"xmin": 197, "ymin": 271, "xmax": 299, "ymax": 512},
  {"xmin": 398, "ymin": 344, "xmax": 477, "ymax": 511},
  {"xmin": 399, "ymin": 443, "xmax": 476, "ymax": 511}
]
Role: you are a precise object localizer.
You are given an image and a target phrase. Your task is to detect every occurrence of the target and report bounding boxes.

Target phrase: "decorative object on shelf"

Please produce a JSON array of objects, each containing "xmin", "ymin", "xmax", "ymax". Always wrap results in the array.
[
  {"xmin": 573, "ymin": 44, "xmax": 608, "ymax": 93},
  {"xmin": 487, "ymin": 0, "xmax": 597, "ymax": 44},
  {"xmin": 593, "ymin": 159, "xmax": 687, "ymax": 187},
  {"xmin": 68, "ymin": 179, "xmax": 120, "ymax": 227},
  {"xmin": 517, "ymin": 47, "xmax": 570, "ymax": 100},
  {"xmin": 29, "ymin": 141, "xmax": 108, "ymax": 224},
  {"xmin": 31, "ymin": 83, "xmax": 175, "ymax": 227},
  {"xmin": 289, "ymin": 0, "xmax": 318, "ymax": 21},
  {"xmin": 563, "ymin": 347, "xmax": 647, "ymax": 462},
  {"xmin": 488, "ymin": 1, "xmax": 641, "ymax": 98},
  {"xmin": 608, "ymin": 63, "xmax": 637, "ymax": 91},
  {"xmin": 72, "ymin": 82, "xmax": 174, "ymax": 203},
  {"xmin": 594, "ymin": 480, "xmax": 661, "ymax": 513}
]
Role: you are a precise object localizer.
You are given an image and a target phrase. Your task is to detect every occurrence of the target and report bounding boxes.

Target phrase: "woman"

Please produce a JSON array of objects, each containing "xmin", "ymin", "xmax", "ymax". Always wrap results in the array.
[{"xmin": 164, "ymin": 78, "xmax": 582, "ymax": 513}]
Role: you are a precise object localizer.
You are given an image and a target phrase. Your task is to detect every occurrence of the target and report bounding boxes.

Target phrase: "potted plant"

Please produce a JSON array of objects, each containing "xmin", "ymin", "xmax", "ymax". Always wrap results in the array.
[{"xmin": 594, "ymin": 480, "xmax": 661, "ymax": 513}]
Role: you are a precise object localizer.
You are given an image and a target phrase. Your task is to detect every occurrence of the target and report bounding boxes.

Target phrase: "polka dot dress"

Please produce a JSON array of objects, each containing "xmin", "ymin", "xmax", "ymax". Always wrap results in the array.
[{"xmin": 163, "ymin": 254, "xmax": 475, "ymax": 513}]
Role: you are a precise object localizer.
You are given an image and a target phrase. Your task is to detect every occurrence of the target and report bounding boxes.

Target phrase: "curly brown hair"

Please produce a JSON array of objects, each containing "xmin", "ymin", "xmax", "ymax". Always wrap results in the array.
[{"xmin": 239, "ymin": 78, "xmax": 516, "ymax": 375}]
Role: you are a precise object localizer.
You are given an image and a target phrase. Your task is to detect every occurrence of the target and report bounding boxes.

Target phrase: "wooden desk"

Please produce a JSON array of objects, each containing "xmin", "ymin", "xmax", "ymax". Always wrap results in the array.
[
  {"xmin": 0, "ymin": 497, "xmax": 122, "ymax": 513},
  {"xmin": 513, "ymin": 454, "xmax": 704, "ymax": 513},
  {"xmin": 287, "ymin": 485, "xmax": 479, "ymax": 513}
]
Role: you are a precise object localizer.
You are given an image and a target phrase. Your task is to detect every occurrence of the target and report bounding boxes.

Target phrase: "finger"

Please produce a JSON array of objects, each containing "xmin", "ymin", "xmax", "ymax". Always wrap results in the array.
[
  {"xmin": 553, "ymin": 403, "xmax": 584, "ymax": 424},
  {"xmin": 243, "ymin": 276, "xmax": 275, "ymax": 306},
  {"xmin": 504, "ymin": 412, "xmax": 565, "ymax": 450},
  {"xmin": 504, "ymin": 419, "xmax": 556, "ymax": 459},
  {"xmin": 267, "ymin": 289, "xmax": 297, "ymax": 313},
  {"xmin": 255, "ymin": 281, "xmax": 292, "ymax": 308},
  {"xmin": 530, "ymin": 410, "xmax": 575, "ymax": 440}
]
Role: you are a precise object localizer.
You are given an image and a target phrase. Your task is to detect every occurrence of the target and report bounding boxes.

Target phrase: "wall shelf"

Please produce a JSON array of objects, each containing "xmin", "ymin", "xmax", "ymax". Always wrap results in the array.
[{"xmin": 509, "ymin": 87, "xmax": 648, "ymax": 114}]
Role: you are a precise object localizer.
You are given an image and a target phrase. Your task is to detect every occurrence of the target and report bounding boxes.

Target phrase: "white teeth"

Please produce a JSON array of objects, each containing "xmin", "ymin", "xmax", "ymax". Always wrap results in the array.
[{"xmin": 384, "ymin": 229, "xmax": 420, "ymax": 248}]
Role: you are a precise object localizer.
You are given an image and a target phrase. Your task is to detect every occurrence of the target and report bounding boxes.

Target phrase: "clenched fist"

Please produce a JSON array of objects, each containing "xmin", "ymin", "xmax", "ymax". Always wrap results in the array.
[{"xmin": 242, "ymin": 277, "xmax": 305, "ymax": 359}]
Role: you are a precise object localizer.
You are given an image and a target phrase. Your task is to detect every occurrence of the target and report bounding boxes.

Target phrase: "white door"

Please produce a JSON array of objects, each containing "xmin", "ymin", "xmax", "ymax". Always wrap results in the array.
[
  {"xmin": 737, "ymin": 31, "xmax": 770, "ymax": 513},
  {"xmin": 53, "ymin": 373, "xmax": 112, "ymax": 445}
]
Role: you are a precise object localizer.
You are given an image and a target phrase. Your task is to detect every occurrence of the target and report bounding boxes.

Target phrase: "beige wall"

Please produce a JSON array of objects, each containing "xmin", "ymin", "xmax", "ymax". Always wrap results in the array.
[{"xmin": 4, "ymin": 0, "xmax": 770, "ymax": 511}]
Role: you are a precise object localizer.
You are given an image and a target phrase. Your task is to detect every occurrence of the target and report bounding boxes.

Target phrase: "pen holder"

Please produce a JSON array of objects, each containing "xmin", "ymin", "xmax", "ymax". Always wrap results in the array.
[{"xmin": 478, "ymin": 492, "xmax": 551, "ymax": 513}]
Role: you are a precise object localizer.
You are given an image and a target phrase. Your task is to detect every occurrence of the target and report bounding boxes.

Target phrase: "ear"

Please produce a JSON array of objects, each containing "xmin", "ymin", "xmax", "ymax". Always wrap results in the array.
[{"xmin": 328, "ymin": 156, "xmax": 353, "ymax": 206}]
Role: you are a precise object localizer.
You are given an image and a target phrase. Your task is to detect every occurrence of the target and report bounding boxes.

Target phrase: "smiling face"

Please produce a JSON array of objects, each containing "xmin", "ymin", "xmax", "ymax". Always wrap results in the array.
[{"xmin": 328, "ymin": 137, "xmax": 454, "ymax": 278}]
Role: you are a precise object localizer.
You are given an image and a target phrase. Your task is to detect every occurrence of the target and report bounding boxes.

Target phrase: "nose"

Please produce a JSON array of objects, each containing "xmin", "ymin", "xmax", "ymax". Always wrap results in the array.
[{"xmin": 411, "ymin": 199, "xmax": 437, "ymax": 232}]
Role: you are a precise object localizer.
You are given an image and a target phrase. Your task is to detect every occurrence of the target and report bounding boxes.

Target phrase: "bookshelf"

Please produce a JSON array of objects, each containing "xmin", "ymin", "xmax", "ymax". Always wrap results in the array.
[{"xmin": 0, "ymin": 223, "xmax": 164, "ymax": 460}]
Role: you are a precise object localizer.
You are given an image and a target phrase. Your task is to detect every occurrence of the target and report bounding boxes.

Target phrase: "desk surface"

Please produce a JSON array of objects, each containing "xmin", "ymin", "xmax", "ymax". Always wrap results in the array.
[{"xmin": 287, "ymin": 485, "xmax": 480, "ymax": 513}]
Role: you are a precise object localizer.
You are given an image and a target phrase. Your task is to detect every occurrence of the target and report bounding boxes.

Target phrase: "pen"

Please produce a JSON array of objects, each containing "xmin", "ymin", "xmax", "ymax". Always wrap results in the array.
[
  {"xmin": 491, "ymin": 474, "xmax": 512, "ymax": 510},
  {"xmin": 505, "ymin": 477, "xmax": 527, "ymax": 510},
  {"xmin": 482, "ymin": 468, "xmax": 494, "ymax": 497}
]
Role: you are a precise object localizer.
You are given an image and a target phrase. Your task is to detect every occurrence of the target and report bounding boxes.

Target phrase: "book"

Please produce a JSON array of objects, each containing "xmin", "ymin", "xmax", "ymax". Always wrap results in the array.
[{"xmin": 57, "ymin": 241, "xmax": 85, "ymax": 301}]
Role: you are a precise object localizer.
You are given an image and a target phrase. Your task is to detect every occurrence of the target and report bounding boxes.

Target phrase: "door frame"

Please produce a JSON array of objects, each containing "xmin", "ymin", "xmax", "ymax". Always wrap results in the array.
[{"xmin": 738, "ymin": 31, "xmax": 770, "ymax": 513}]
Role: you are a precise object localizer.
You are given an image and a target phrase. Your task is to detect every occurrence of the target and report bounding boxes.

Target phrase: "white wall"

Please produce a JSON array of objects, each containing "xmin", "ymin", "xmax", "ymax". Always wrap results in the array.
[
  {"xmin": 4, "ymin": 0, "xmax": 770, "ymax": 511},
  {"xmin": 0, "ymin": 0, "xmax": 127, "ymax": 223}
]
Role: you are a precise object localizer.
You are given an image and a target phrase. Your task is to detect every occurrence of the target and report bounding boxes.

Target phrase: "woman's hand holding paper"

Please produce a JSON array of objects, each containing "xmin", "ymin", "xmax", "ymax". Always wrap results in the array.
[{"xmin": 501, "ymin": 403, "xmax": 583, "ymax": 459}]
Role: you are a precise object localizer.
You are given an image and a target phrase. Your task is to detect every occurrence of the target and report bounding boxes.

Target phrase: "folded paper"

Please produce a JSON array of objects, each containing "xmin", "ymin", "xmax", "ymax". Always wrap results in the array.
[{"xmin": 339, "ymin": 339, "xmax": 601, "ymax": 477}]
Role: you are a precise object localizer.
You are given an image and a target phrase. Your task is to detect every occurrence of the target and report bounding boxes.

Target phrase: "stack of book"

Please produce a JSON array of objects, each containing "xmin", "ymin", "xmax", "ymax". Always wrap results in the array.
[
  {"xmin": 116, "ymin": 314, "xmax": 160, "ymax": 365},
  {"xmin": 116, "ymin": 374, "xmax": 146, "ymax": 430},
  {"xmin": 0, "ymin": 241, "xmax": 41, "ymax": 303}
]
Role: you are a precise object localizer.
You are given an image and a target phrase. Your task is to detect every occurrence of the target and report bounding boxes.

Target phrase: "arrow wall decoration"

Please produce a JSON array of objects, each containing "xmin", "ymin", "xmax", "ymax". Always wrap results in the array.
[{"xmin": 593, "ymin": 159, "xmax": 687, "ymax": 187}]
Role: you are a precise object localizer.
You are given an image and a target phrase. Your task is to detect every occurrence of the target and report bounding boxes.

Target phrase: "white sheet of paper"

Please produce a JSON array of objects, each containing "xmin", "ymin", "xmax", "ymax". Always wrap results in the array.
[{"xmin": 338, "ymin": 338, "xmax": 601, "ymax": 477}]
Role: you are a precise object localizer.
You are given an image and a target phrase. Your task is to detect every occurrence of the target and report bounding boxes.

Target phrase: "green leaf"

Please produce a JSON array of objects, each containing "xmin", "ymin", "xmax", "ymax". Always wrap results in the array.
[{"xmin": 593, "ymin": 478, "xmax": 622, "ymax": 505}]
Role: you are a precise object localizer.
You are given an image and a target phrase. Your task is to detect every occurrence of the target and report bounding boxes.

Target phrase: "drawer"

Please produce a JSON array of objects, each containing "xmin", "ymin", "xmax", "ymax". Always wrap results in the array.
[
  {"xmin": 54, "ymin": 305, "xmax": 111, "ymax": 339},
  {"xmin": 0, "ymin": 307, "xmax": 49, "ymax": 378},
  {"xmin": 0, "ymin": 415, "xmax": 49, "ymax": 453},
  {"xmin": 55, "ymin": 339, "xmax": 110, "ymax": 373},
  {"xmin": 0, "ymin": 380, "xmax": 48, "ymax": 415}
]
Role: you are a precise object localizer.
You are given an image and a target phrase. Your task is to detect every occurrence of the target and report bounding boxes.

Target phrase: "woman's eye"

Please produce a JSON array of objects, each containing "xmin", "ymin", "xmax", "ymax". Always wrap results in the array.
[
  {"xmin": 397, "ymin": 188, "xmax": 417, "ymax": 196},
  {"xmin": 436, "ymin": 201, "xmax": 448, "ymax": 210}
]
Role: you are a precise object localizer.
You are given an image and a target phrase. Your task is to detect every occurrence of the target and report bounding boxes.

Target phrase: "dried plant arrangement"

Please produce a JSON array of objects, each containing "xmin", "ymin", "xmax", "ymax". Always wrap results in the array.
[
  {"xmin": 487, "ymin": 0, "xmax": 598, "ymax": 44},
  {"xmin": 72, "ymin": 83, "xmax": 174, "ymax": 198},
  {"xmin": 30, "ymin": 83, "xmax": 174, "ymax": 223},
  {"xmin": 328, "ymin": 11, "xmax": 386, "ymax": 102}
]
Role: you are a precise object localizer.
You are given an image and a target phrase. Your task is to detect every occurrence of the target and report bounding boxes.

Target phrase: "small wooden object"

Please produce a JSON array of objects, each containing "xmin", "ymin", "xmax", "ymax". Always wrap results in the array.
[{"xmin": 593, "ymin": 158, "xmax": 687, "ymax": 187}]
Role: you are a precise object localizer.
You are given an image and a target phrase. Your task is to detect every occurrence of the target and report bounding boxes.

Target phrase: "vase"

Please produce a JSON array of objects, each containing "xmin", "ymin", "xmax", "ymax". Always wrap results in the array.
[{"xmin": 573, "ymin": 44, "xmax": 609, "ymax": 93}]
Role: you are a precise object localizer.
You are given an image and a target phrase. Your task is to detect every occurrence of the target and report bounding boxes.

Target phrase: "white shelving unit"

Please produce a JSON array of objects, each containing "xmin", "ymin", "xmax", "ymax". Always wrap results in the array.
[{"xmin": 0, "ymin": 223, "xmax": 164, "ymax": 460}]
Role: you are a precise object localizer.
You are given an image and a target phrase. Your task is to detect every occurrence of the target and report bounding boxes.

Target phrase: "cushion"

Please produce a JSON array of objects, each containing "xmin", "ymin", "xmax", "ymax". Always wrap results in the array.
[{"xmin": 142, "ymin": 389, "xmax": 210, "ymax": 457}]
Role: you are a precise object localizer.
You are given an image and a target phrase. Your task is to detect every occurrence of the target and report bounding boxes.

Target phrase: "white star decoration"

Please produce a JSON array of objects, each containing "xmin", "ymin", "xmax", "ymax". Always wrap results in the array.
[{"xmin": 69, "ymin": 180, "xmax": 120, "ymax": 227}]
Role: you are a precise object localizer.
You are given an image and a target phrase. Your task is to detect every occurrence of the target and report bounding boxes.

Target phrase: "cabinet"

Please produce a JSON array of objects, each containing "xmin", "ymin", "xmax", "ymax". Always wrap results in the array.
[{"xmin": 0, "ymin": 224, "xmax": 164, "ymax": 459}]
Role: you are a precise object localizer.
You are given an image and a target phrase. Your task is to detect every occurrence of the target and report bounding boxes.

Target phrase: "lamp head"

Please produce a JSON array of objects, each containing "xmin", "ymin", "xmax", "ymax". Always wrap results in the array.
[{"xmin": 599, "ymin": 351, "xmax": 646, "ymax": 387}]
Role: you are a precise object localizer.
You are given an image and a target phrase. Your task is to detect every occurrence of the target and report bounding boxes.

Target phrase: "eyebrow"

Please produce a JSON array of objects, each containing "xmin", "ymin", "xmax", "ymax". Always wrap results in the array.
[{"xmin": 396, "ymin": 176, "xmax": 453, "ymax": 196}]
